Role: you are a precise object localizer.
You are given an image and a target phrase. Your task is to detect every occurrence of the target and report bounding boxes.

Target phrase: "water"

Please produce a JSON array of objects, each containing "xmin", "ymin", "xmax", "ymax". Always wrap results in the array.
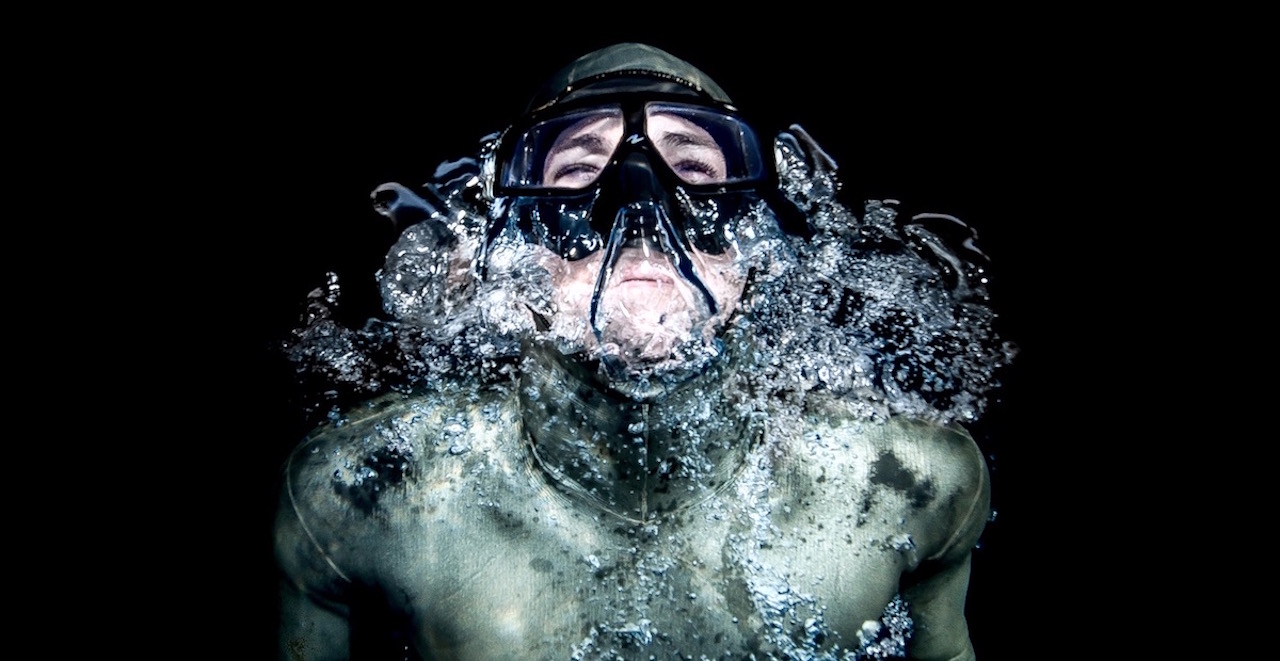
[{"xmin": 279, "ymin": 129, "xmax": 1018, "ymax": 659}]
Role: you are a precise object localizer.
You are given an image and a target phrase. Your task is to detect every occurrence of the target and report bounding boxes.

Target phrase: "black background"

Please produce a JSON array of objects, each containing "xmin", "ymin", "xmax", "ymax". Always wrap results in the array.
[{"xmin": 186, "ymin": 22, "xmax": 1100, "ymax": 659}]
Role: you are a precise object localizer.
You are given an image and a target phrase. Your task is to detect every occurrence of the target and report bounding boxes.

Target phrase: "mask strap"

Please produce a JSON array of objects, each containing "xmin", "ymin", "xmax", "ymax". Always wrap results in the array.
[{"xmin": 652, "ymin": 203, "xmax": 719, "ymax": 318}]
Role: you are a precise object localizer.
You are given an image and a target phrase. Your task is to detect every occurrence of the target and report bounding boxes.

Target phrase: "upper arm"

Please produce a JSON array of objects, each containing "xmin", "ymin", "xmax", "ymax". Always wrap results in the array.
[
  {"xmin": 278, "ymin": 573, "xmax": 351, "ymax": 661},
  {"xmin": 900, "ymin": 552, "xmax": 978, "ymax": 661},
  {"xmin": 895, "ymin": 420, "xmax": 991, "ymax": 660},
  {"xmin": 275, "ymin": 455, "xmax": 353, "ymax": 661}
]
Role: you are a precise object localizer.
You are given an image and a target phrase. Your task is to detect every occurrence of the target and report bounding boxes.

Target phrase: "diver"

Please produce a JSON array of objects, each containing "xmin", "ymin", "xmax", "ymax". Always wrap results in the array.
[{"xmin": 275, "ymin": 42, "xmax": 1008, "ymax": 660}]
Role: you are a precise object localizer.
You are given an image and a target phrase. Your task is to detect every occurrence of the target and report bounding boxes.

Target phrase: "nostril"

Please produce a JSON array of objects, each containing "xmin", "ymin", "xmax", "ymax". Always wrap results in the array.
[{"xmin": 617, "ymin": 153, "xmax": 661, "ymax": 203}]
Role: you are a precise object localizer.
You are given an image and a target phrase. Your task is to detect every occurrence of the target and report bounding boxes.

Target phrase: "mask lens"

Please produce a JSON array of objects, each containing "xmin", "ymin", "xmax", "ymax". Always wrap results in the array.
[
  {"xmin": 494, "ymin": 100, "xmax": 771, "ymax": 261},
  {"xmin": 645, "ymin": 103, "xmax": 766, "ymax": 186},
  {"xmin": 502, "ymin": 107, "xmax": 625, "ymax": 190}
]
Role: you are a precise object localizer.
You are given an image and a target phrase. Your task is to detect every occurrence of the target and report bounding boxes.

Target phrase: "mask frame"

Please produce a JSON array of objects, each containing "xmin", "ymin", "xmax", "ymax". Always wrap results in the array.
[{"xmin": 491, "ymin": 93, "xmax": 774, "ymax": 259}]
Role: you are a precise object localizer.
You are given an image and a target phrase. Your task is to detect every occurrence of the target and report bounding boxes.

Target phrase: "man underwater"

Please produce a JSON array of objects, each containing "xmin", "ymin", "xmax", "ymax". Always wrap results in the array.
[{"xmin": 276, "ymin": 42, "xmax": 1015, "ymax": 660}]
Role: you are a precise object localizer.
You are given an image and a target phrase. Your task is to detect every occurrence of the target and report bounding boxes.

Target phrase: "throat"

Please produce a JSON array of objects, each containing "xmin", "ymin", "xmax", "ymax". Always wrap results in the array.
[{"xmin": 518, "ymin": 341, "xmax": 759, "ymax": 524}]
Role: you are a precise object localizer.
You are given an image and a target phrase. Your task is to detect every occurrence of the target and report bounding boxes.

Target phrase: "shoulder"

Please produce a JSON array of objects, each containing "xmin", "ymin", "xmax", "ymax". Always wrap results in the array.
[
  {"xmin": 275, "ymin": 384, "xmax": 522, "ymax": 589},
  {"xmin": 799, "ymin": 409, "xmax": 990, "ymax": 562},
  {"xmin": 801, "ymin": 400, "xmax": 985, "ymax": 486},
  {"xmin": 878, "ymin": 418, "xmax": 990, "ymax": 564},
  {"xmin": 283, "ymin": 385, "xmax": 520, "ymax": 504},
  {"xmin": 276, "ymin": 385, "xmax": 521, "ymax": 569},
  {"xmin": 875, "ymin": 418, "xmax": 988, "ymax": 494}
]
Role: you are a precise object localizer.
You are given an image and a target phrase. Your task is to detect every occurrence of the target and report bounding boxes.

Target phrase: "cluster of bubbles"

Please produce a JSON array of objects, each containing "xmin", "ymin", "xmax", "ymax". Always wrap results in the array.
[
  {"xmin": 284, "ymin": 132, "xmax": 1016, "ymax": 432},
  {"xmin": 740, "ymin": 138, "xmax": 1018, "ymax": 427}
]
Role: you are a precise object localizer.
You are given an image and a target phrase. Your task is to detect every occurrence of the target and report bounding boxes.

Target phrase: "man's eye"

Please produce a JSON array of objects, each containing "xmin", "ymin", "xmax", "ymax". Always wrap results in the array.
[
  {"xmin": 669, "ymin": 159, "xmax": 722, "ymax": 185},
  {"xmin": 548, "ymin": 163, "xmax": 602, "ymax": 188}
]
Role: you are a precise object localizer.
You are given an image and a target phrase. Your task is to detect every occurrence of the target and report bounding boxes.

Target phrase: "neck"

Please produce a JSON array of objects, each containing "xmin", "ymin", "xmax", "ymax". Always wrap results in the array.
[{"xmin": 518, "ymin": 333, "xmax": 760, "ymax": 524}]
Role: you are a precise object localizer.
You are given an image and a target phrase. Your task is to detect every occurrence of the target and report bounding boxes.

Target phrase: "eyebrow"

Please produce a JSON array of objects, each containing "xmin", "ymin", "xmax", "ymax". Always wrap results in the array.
[
  {"xmin": 655, "ymin": 129, "xmax": 718, "ymax": 151},
  {"xmin": 552, "ymin": 132, "xmax": 613, "ymax": 156}
]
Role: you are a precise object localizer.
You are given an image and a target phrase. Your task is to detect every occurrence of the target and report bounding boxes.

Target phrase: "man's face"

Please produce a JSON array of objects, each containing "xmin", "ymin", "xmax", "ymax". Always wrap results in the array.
[
  {"xmin": 505, "ymin": 106, "xmax": 752, "ymax": 370},
  {"xmin": 532, "ymin": 108, "xmax": 747, "ymax": 366}
]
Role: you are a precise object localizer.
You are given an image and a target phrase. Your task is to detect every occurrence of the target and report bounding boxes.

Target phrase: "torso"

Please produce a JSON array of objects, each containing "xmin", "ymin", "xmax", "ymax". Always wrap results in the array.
[{"xmin": 280, "ymin": 388, "xmax": 984, "ymax": 660}]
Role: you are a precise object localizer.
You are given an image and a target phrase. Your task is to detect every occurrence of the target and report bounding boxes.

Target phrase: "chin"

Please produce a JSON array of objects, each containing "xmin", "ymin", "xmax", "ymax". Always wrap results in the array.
[
  {"xmin": 596, "ymin": 301, "xmax": 698, "ymax": 354},
  {"xmin": 604, "ymin": 336, "xmax": 687, "ymax": 367}
]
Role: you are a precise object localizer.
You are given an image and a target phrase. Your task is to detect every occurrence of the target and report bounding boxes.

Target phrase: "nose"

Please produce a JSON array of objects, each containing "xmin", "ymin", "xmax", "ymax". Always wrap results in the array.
[
  {"xmin": 591, "ymin": 150, "xmax": 665, "ymax": 239},
  {"xmin": 609, "ymin": 151, "xmax": 664, "ymax": 238},
  {"xmin": 616, "ymin": 150, "xmax": 662, "ymax": 205},
  {"xmin": 585, "ymin": 150, "xmax": 721, "ymax": 333}
]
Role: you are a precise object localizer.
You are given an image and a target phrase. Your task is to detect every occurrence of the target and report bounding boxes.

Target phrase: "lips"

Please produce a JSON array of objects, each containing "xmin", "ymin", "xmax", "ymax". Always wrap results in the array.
[{"xmin": 612, "ymin": 263, "xmax": 675, "ymax": 287}]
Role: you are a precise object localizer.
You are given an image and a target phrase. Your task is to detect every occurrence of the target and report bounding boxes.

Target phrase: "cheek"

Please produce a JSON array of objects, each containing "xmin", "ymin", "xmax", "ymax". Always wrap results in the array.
[
  {"xmin": 694, "ymin": 254, "xmax": 747, "ymax": 309},
  {"xmin": 550, "ymin": 256, "xmax": 604, "ymax": 310}
]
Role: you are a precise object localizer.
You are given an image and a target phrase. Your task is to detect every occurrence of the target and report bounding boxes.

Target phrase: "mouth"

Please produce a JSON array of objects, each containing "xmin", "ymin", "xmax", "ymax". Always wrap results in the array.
[
  {"xmin": 611, "ymin": 252, "xmax": 678, "ymax": 287},
  {"xmin": 613, "ymin": 270, "xmax": 675, "ymax": 288}
]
